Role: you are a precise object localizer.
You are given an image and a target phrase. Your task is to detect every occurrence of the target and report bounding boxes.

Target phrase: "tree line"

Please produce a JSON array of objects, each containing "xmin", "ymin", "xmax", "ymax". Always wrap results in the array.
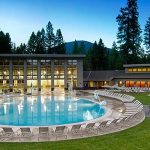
[
  {"xmin": 0, "ymin": 0, "xmax": 150, "ymax": 70},
  {"xmin": 0, "ymin": 21, "xmax": 66, "ymax": 54}
]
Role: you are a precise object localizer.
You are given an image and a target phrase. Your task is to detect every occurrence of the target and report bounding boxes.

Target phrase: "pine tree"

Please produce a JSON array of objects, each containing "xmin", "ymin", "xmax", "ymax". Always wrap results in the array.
[
  {"xmin": 15, "ymin": 43, "xmax": 27, "ymax": 54},
  {"xmin": 91, "ymin": 41, "xmax": 98, "ymax": 70},
  {"xmin": 116, "ymin": 0, "xmax": 142, "ymax": 64},
  {"xmin": 97, "ymin": 38, "xmax": 107, "ymax": 70},
  {"xmin": 0, "ymin": 31, "xmax": 12, "ymax": 53},
  {"xmin": 45, "ymin": 21, "xmax": 55, "ymax": 53},
  {"xmin": 72, "ymin": 40, "xmax": 80, "ymax": 54},
  {"xmin": 27, "ymin": 32, "xmax": 37, "ymax": 54},
  {"xmin": 55, "ymin": 29, "xmax": 66, "ymax": 54},
  {"xmin": 109, "ymin": 42, "xmax": 122, "ymax": 69},
  {"xmin": 35, "ymin": 29, "xmax": 46, "ymax": 54},
  {"xmin": 79, "ymin": 41, "xmax": 86, "ymax": 54},
  {"xmin": 144, "ymin": 17, "xmax": 150, "ymax": 54}
]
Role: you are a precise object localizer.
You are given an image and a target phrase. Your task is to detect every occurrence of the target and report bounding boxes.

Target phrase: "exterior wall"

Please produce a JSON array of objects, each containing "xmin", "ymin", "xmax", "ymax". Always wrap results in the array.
[{"xmin": 0, "ymin": 55, "xmax": 84, "ymax": 92}]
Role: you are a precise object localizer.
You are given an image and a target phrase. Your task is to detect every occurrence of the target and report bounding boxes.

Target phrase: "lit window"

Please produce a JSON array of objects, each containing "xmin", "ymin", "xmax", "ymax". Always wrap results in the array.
[
  {"xmin": 128, "ymin": 68, "xmax": 132, "ymax": 72},
  {"xmin": 138, "ymin": 68, "xmax": 142, "ymax": 72},
  {"xmin": 142, "ymin": 68, "xmax": 146, "ymax": 72},
  {"xmin": 132, "ymin": 68, "xmax": 137, "ymax": 72}
]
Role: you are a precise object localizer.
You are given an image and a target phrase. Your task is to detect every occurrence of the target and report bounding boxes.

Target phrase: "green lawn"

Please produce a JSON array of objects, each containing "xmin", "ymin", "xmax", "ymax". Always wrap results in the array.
[
  {"xmin": 0, "ymin": 118, "xmax": 150, "ymax": 150},
  {"xmin": 128, "ymin": 92, "xmax": 150, "ymax": 105}
]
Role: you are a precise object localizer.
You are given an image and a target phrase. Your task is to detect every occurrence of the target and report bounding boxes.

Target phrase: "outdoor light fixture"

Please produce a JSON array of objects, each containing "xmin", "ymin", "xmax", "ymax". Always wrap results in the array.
[
  {"xmin": 18, "ymin": 71, "xmax": 20, "ymax": 75},
  {"xmin": 44, "ymin": 70, "xmax": 46, "ymax": 75},
  {"xmin": 3, "ymin": 71, "xmax": 6, "ymax": 75}
]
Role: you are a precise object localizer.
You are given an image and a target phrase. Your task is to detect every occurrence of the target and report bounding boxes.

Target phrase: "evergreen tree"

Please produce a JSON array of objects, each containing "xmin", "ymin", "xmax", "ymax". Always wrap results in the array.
[
  {"xmin": 15, "ymin": 43, "xmax": 27, "ymax": 54},
  {"xmin": 54, "ymin": 29, "xmax": 66, "ymax": 54},
  {"xmin": 72, "ymin": 40, "xmax": 80, "ymax": 54},
  {"xmin": 79, "ymin": 41, "xmax": 86, "ymax": 54},
  {"xmin": 144, "ymin": 17, "xmax": 150, "ymax": 54},
  {"xmin": 83, "ymin": 47, "xmax": 92, "ymax": 70},
  {"xmin": 91, "ymin": 41, "xmax": 98, "ymax": 70},
  {"xmin": 97, "ymin": 38, "xmax": 107, "ymax": 70},
  {"xmin": 0, "ymin": 31, "xmax": 12, "ymax": 53},
  {"xmin": 35, "ymin": 30, "xmax": 46, "ymax": 54},
  {"xmin": 27, "ymin": 32, "xmax": 37, "ymax": 54},
  {"xmin": 116, "ymin": 0, "xmax": 142, "ymax": 64},
  {"xmin": 109, "ymin": 42, "xmax": 122, "ymax": 69},
  {"xmin": 45, "ymin": 21, "xmax": 55, "ymax": 53}
]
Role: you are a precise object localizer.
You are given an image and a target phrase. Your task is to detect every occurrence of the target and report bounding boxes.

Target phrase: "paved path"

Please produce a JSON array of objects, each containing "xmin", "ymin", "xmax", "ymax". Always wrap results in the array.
[{"xmin": 144, "ymin": 105, "xmax": 150, "ymax": 117}]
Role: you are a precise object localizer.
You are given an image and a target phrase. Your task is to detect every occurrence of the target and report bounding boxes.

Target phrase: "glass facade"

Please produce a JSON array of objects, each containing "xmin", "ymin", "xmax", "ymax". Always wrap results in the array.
[
  {"xmin": 0, "ymin": 60, "xmax": 9, "ymax": 92},
  {"xmin": 0, "ymin": 55, "xmax": 84, "ymax": 93}
]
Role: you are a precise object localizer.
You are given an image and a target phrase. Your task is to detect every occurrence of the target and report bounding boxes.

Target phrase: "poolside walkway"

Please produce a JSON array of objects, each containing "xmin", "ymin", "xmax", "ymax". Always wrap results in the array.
[{"xmin": 0, "ymin": 110, "xmax": 145, "ymax": 142}]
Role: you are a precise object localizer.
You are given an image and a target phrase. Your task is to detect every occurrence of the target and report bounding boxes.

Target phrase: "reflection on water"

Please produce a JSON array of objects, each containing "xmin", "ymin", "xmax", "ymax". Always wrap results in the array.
[{"xmin": 0, "ymin": 95, "xmax": 105, "ymax": 126}]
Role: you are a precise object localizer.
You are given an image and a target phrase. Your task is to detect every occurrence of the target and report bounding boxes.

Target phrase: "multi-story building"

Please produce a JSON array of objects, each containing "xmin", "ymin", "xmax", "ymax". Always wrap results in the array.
[{"xmin": 0, "ymin": 54, "xmax": 85, "ymax": 93}]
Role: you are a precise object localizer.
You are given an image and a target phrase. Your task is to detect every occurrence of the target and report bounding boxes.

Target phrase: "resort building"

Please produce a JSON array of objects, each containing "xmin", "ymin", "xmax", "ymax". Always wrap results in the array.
[
  {"xmin": 84, "ymin": 64, "xmax": 150, "ymax": 88},
  {"xmin": 0, "ymin": 54, "xmax": 85, "ymax": 93},
  {"xmin": 0, "ymin": 54, "xmax": 150, "ymax": 92}
]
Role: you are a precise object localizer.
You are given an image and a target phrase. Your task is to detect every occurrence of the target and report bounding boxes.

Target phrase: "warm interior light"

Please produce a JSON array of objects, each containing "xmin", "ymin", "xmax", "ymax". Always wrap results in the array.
[
  {"xmin": 56, "ymin": 71, "xmax": 59, "ymax": 74},
  {"xmin": 68, "ymin": 70, "xmax": 71, "ymax": 74},
  {"xmin": 3, "ymin": 71, "xmax": 6, "ymax": 75},
  {"xmin": 44, "ymin": 70, "xmax": 46, "ymax": 75},
  {"xmin": 18, "ymin": 71, "xmax": 20, "ymax": 75}
]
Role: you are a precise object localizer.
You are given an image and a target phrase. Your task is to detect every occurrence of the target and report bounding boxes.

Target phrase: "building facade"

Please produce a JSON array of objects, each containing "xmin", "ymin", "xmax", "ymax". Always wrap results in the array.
[
  {"xmin": 0, "ymin": 54, "xmax": 85, "ymax": 93},
  {"xmin": 84, "ymin": 64, "xmax": 150, "ymax": 88}
]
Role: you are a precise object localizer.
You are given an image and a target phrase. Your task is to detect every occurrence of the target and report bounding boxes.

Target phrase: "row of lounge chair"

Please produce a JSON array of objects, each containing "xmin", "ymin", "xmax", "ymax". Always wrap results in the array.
[
  {"xmin": 94, "ymin": 90, "xmax": 135, "ymax": 102},
  {"xmin": 0, "ymin": 110, "xmax": 143, "ymax": 142}
]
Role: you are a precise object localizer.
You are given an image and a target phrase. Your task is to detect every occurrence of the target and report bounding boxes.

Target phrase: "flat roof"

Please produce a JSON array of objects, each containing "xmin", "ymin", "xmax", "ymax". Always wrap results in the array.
[
  {"xmin": 123, "ymin": 64, "xmax": 150, "ymax": 68},
  {"xmin": 0, "ymin": 54, "xmax": 85, "ymax": 59}
]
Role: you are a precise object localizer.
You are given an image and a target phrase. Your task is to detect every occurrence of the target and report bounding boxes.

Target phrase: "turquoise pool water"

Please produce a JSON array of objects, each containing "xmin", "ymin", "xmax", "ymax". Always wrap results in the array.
[{"xmin": 0, "ymin": 95, "xmax": 105, "ymax": 126}]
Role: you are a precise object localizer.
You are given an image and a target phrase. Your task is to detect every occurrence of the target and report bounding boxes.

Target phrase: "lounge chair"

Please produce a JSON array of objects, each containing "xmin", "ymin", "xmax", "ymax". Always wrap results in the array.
[
  {"xmin": 70, "ymin": 124, "xmax": 82, "ymax": 137},
  {"xmin": 83, "ymin": 122, "xmax": 97, "ymax": 135},
  {"xmin": 0, "ymin": 127, "xmax": 16, "ymax": 141},
  {"xmin": 19, "ymin": 128, "xmax": 32, "ymax": 141},
  {"xmin": 38, "ymin": 127, "xmax": 52, "ymax": 141},
  {"xmin": 96, "ymin": 120, "xmax": 110, "ymax": 133},
  {"xmin": 55, "ymin": 126, "xmax": 68, "ymax": 140}
]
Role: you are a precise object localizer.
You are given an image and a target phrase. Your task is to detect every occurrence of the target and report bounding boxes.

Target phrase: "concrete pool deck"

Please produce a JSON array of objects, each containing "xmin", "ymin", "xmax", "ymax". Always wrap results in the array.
[{"xmin": 0, "ymin": 91, "xmax": 146, "ymax": 142}]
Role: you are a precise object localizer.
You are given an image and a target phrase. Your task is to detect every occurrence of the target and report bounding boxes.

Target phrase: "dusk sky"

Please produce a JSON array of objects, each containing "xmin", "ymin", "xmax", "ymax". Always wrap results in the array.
[{"xmin": 0, "ymin": 0, "xmax": 150, "ymax": 48}]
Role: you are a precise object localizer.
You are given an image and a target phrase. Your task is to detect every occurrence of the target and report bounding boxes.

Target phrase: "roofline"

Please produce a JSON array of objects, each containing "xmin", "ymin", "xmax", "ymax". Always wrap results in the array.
[
  {"xmin": 123, "ymin": 64, "xmax": 150, "ymax": 67},
  {"xmin": 0, "ymin": 54, "xmax": 85, "ymax": 59}
]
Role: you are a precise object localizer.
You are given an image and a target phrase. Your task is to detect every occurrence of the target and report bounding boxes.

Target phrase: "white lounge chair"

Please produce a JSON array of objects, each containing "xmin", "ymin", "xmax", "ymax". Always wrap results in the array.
[
  {"xmin": 70, "ymin": 124, "xmax": 82, "ymax": 137},
  {"xmin": 83, "ymin": 122, "xmax": 97, "ymax": 135},
  {"xmin": 55, "ymin": 126, "xmax": 68, "ymax": 140},
  {"xmin": 38, "ymin": 127, "xmax": 52, "ymax": 141},
  {"xmin": 0, "ymin": 127, "xmax": 16, "ymax": 141},
  {"xmin": 19, "ymin": 128, "xmax": 32, "ymax": 141}
]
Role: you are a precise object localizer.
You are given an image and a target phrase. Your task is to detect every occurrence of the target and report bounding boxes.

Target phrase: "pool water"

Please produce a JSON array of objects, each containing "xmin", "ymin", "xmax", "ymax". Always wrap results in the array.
[{"xmin": 0, "ymin": 95, "xmax": 105, "ymax": 126}]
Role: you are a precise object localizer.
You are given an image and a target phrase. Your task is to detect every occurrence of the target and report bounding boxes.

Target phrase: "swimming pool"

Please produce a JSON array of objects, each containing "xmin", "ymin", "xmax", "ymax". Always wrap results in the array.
[{"xmin": 0, "ymin": 95, "xmax": 105, "ymax": 126}]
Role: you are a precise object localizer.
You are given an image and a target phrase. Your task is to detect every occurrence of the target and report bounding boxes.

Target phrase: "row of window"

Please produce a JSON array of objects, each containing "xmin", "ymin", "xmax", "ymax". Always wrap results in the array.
[
  {"xmin": 0, "ymin": 60, "xmax": 77, "ymax": 66},
  {"xmin": 128, "ymin": 67, "xmax": 150, "ymax": 72}
]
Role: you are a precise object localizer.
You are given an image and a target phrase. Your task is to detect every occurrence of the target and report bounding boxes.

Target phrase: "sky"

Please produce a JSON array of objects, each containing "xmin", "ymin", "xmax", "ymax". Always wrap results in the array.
[{"xmin": 0, "ymin": 0, "xmax": 150, "ymax": 48}]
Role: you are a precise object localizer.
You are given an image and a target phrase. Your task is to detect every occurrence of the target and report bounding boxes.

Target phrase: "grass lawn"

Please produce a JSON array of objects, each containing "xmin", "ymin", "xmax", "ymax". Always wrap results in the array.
[
  {"xmin": 128, "ymin": 92, "xmax": 150, "ymax": 105},
  {"xmin": 0, "ymin": 118, "xmax": 149, "ymax": 150}
]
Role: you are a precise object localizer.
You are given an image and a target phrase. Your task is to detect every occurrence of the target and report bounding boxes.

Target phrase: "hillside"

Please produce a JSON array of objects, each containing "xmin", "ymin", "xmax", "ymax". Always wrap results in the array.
[{"xmin": 65, "ymin": 40, "xmax": 93, "ymax": 54}]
